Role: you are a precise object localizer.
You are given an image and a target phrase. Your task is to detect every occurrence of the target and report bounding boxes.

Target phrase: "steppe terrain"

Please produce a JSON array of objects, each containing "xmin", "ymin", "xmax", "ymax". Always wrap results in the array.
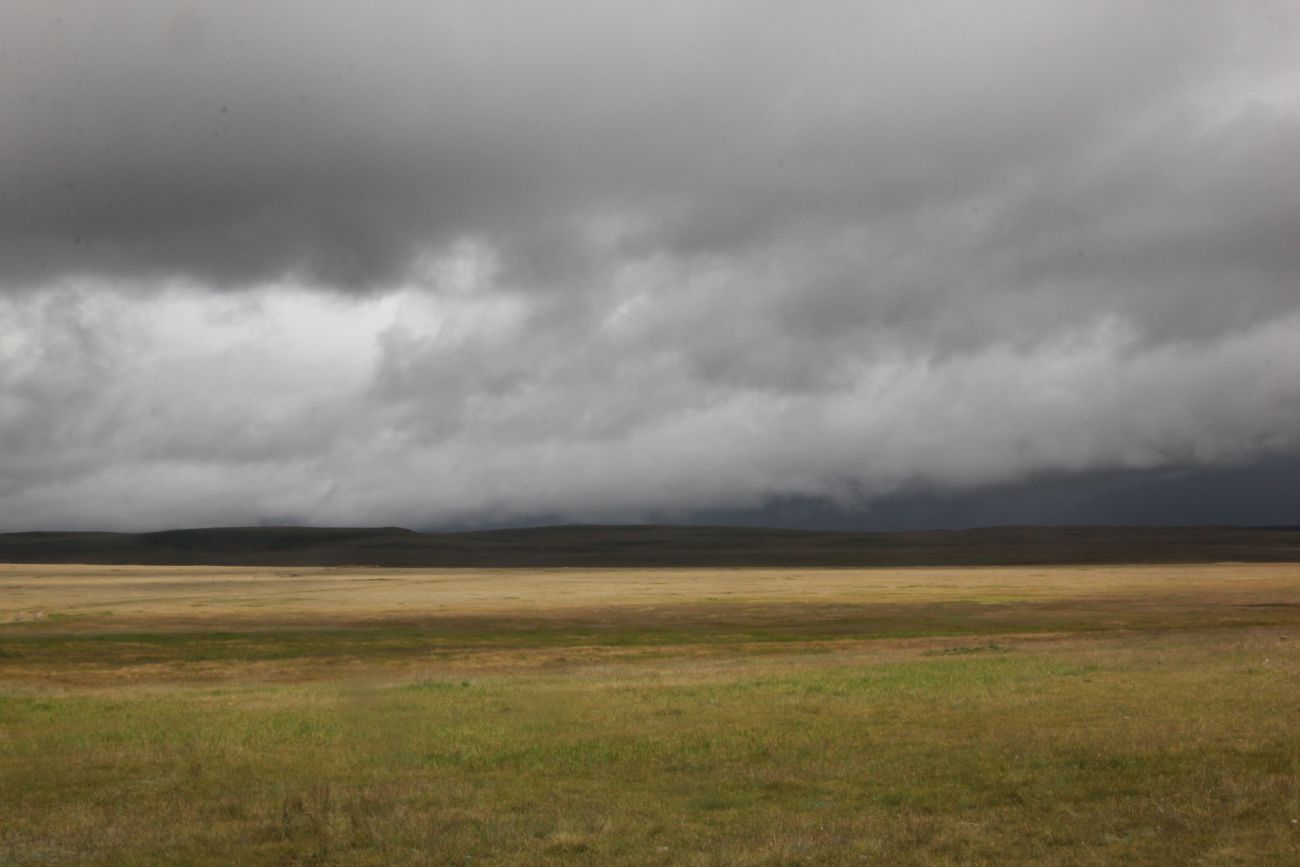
[{"xmin": 3, "ymin": 560, "xmax": 1298, "ymax": 864}]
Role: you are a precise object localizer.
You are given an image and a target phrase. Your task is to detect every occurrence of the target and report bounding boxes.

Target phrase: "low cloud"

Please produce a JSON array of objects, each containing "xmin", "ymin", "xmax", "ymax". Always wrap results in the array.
[{"xmin": 3, "ymin": 285, "xmax": 1297, "ymax": 530}]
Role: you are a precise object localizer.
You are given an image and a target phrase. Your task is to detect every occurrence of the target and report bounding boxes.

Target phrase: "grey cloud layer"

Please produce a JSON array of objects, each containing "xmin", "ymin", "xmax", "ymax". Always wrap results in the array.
[
  {"xmin": 4, "ymin": 283, "xmax": 1298, "ymax": 531},
  {"xmin": 1, "ymin": 2, "xmax": 1299, "ymax": 529}
]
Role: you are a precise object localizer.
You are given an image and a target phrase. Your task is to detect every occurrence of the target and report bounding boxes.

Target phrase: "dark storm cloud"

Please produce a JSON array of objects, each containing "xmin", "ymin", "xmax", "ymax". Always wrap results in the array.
[
  {"xmin": 5, "ymin": 2, "xmax": 1295, "ymax": 304},
  {"xmin": 1, "ymin": 1, "xmax": 1299, "ymax": 530},
  {"xmin": 688, "ymin": 458, "xmax": 1300, "ymax": 532}
]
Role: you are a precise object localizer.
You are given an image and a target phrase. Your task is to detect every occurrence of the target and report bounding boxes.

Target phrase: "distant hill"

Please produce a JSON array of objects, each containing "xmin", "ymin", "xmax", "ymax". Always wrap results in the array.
[{"xmin": 1, "ymin": 524, "xmax": 1297, "ymax": 567}]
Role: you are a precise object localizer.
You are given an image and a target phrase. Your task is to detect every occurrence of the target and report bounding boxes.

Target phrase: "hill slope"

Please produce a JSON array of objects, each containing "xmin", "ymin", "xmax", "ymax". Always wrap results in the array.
[{"xmin": 1, "ymin": 524, "xmax": 1297, "ymax": 567}]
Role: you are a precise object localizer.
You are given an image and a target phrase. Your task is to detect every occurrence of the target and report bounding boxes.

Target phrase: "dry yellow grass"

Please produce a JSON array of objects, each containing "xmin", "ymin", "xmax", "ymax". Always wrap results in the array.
[{"xmin": 5, "ymin": 561, "xmax": 1298, "ymax": 625}]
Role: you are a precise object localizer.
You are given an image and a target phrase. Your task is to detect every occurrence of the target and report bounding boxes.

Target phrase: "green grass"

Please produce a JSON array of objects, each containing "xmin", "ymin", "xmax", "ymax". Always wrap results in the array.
[
  {"xmin": 3, "ymin": 630, "xmax": 1299, "ymax": 865},
  {"xmin": 4, "ymin": 596, "xmax": 1297, "ymax": 676},
  {"xmin": 2, "ymin": 565, "xmax": 1299, "ymax": 866}
]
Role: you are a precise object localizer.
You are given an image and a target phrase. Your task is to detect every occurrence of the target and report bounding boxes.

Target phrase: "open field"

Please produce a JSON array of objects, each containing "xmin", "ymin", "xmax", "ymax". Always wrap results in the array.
[{"xmin": 3, "ymin": 563, "xmax": 1299, "ymax": 864}]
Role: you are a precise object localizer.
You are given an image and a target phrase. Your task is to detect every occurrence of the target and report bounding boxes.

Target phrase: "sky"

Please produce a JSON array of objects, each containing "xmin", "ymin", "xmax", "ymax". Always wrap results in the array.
[{"xmin": 2, "ymin": 1, "xmax": 1299, "ymax": 532}]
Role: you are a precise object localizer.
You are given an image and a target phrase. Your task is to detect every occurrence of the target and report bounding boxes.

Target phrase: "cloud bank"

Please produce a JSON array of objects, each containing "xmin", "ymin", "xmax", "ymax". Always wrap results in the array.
[{"xmin": 2, "ymin": 1, "xmax": 1298, "ymax": 530}]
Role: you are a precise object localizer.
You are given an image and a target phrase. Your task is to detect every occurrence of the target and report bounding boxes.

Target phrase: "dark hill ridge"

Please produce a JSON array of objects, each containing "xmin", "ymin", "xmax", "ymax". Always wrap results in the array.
[{"xmin": 1, "ymin": 524, "xmax": 1297, "ymax": 567}]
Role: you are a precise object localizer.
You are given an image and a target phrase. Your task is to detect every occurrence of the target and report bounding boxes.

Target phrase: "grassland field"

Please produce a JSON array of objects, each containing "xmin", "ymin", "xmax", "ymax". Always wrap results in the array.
[{"xmin": 2, "ymin": 562, "xmax": 1298, "ymax": 865}]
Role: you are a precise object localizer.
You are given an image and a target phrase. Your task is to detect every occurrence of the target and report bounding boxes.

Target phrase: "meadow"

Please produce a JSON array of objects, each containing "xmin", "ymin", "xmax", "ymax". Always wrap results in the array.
[{"xmin": 2, "ymin": 563, "xmax": 1298, "ymax": 865}]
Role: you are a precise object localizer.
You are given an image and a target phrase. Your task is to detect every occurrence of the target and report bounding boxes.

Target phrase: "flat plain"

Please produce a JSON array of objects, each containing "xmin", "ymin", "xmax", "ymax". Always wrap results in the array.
[{"xmin": 2, "ymin": 562, "xmax": 1298, "ymax": 864}]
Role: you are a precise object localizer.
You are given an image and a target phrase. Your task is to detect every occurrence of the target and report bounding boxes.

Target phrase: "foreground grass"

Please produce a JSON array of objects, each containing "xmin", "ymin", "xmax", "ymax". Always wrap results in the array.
[{"xmin": 2, "ymin": 567, "xmax": 1298, "ymax": 864}]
